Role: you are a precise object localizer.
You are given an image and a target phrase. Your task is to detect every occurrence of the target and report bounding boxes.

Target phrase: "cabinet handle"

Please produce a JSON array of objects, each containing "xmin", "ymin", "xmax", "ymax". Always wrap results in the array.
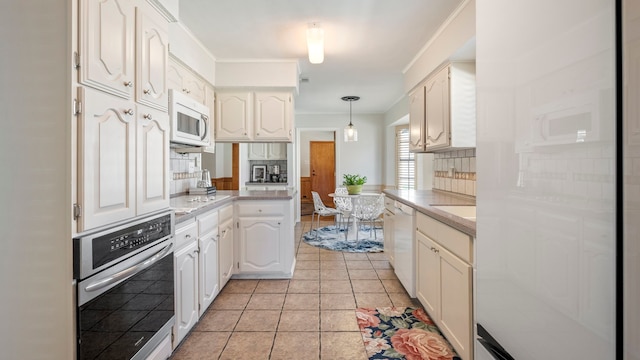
[
  {"xmin": 256, "ymin": 132, "xmax": 260, "ymax": 136},
  {"xmin": 143, "ymin": 113, "xmax": 153, "ymax": 120},
  {"xmin": 124, "ymin": 81, "xmax": 133, "ymax": 87},
  {"xmin": 185, "ymin": 234, "xmax": 191, "ymax": 239},
  {"xmin": 143, "ymin": 89, "xmax": 151, "ymax": 95},
  {"xmin": 124, "ymin": 109, "xmax": 134, "ymax": 116}
]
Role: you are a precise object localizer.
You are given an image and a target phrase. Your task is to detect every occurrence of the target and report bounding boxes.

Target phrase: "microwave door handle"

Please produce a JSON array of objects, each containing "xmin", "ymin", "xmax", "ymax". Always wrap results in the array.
[
  {"xmin": 538, "ymin": 115, "xmax": 548, "ymax": 141},
  {"xmin": 200, "ymin": 114, "xmax": 209, "ymax": 141}
]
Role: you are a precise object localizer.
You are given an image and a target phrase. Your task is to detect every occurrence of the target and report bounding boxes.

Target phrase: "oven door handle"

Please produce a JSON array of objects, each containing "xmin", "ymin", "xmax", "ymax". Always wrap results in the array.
[{"xmin": 84, "ymin": 242, "xmax": 174, "ymax": 293}]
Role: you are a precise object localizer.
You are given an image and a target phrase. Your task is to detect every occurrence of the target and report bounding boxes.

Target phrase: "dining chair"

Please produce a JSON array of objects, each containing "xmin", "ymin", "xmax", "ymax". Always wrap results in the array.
[
  {"xmin": 333, "ymin": 187, "xmax": 353, "ymax": 232},
  {"xmin": 351, "ymin": 193, "xmax": 385, "ymax": 241},
  {"xmin": 311, "ymin": 191, "xmax": 342, "ymax": 239}
]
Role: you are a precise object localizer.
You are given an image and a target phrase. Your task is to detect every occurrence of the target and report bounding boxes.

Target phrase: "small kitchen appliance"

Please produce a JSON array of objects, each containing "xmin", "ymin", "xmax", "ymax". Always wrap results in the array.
[{"xmin": 270, "ymin": 165, "xmax": 280, "ymax": 182}]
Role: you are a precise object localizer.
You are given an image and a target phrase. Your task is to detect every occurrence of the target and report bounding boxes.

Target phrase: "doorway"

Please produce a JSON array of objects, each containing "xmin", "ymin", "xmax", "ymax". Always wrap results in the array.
[
  {"xmin": 298, "ymin": 130, "xmax": 337, "ymax": 216},
  {"xmin": 310, "ymin": 141, "xmax": 335, "ymax": 206}
]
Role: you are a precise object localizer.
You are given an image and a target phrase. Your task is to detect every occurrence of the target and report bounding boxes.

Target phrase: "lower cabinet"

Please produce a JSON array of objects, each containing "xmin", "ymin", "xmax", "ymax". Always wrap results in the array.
[
  {"xmin": 173, "ymin": 207, "xmax": 221, "ymax": 348},
  {"xmin": 218, "ymin": 204, "xmax": 234, "ymax": 290},
  {"xmin": 174, "ymin": 224, "xmax": 198, "ymax": 347},
  {"xmin": 383, "ymin": 197, "xmax": 395, "ymax": 267},
  {"xmin": 235, "ymin": 199, "xmax": 295, "ymax": 278},
  {"xmin": 415, "ymin": 212, "xmax": 473, "ymax": 360}
]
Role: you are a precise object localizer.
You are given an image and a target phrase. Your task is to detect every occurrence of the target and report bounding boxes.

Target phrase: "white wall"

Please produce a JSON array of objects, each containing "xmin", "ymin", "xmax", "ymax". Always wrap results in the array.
[
  {"xmin": 299, "ymin": 131, "xmax": 335, "ymax": 177},
  {"xmin": 0, "ymin": 1, "xmax": 74, "ymax": 358},
  {"xmin": 296, "ymin": 113, "xmax": 384, "ymax": 188}
]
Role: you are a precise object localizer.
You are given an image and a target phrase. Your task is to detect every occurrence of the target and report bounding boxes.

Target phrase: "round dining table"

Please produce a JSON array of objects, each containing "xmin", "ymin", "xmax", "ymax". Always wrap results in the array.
[{"xmin": 328, "ymin": 192, "xmax": 381, "ymax": 241}]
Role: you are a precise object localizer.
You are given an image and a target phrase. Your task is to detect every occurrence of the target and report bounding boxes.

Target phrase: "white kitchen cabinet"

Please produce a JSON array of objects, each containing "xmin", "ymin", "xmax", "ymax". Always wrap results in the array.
[
  {"xmin": 248, "ymin": 143, "xmax": 287, "ymax": 160},
  {"xmin": 383, "ymin": 197, "xmax": 395, "ymax": 267},
  {"xmin": 409, "ymin": 62, "xmax": 476, "ymax": 152},
  {"xmin": 254, "ymin": 92, "xmax": 293, "ymax": 141},
  {"xmin": 80, "ymin": 0, "xmax": 169, "ymax": 110},
  {"xmin": 197, "ymin": 210, "xmax": 219, "ymax": 317},
  {"xmin": 415, "ymin": 212, "xmax": 473, "ymax": 360},
  {"xmin": 135, "ymin": 2, "xmax": 169, "ymax": 110},
  {"xmin": 215, "ymin": 91, "xmax": 253, "ymax": 141},
  {"xmin": 234, "ymin": 200, "xmax": 295, "ymax": 277},
  {"xmin": 78, "ymin": 86, "xmax": 136, "ymax": 230},
  {"xmin": 136, "ymin": 104, "xmax": 170, "ymax": 215},
  {"xmin": 167, "ymin": 58, "xmax": 207, "ymax": 104},
  {"xmin": 218, "ymin": 204, "xmax": 234, "ymax": 289},
  {"xmin": 173, "ymin": 221, "xmax": 199, "ymax": 348},
  {"xmin": 79, "ymin": 0, "xmax": 135, "ymax": 99},
  {"xmin": 215, "ymin": 91, "xmax": 293, "ymax": 142}
]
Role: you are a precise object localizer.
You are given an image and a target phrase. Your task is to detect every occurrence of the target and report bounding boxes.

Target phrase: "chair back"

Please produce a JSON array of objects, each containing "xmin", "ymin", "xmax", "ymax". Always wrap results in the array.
[
  {"xmin": 353, "ymin": 193, "xmax": 385, "ymax": 220},
  {"xmin": 333, "ymin": 187, "xmax": 352, "ymax": 211},
  {"xmin": 311, "ymin": 191, "xmax": 327, "ymax": 211}
]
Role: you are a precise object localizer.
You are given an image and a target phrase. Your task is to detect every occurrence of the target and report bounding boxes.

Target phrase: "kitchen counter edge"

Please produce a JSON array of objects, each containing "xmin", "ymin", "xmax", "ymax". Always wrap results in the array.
[
  {"xmin": 383, "ymin": 189, "xmax": 476, "ymax": 237},
  {"xmin": 173, "ymin": 189, "xmax": 297, "ymax": 224}
]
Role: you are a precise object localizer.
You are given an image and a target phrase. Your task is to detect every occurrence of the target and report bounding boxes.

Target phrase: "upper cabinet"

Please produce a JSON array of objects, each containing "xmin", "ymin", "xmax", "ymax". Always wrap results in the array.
[
  {"xmin": 79, "ymin": 0, "xmax": 169, "ymax": 110},
  {"xmin": 167, "ymin": 58, "xmax": 207, "ymax": 104},
  {"xmin": 216, "ymin": 91, "xmax": 293, "ymax": 142},
  {"xmin": 248, "ymin": 143, "xmax": 287, "ymax": 160},
  {"xmin": 135, "ymin": 4, "xmax": 169, "ymax": 109},
  {"xmin": 409, "ymin": 62, "xmax": 476, "ymax": 152}
]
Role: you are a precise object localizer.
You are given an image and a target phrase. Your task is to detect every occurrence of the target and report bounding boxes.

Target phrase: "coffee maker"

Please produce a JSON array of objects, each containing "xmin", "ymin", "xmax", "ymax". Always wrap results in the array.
[{"xmin": 270, "ymin": 165, "xmax": 280, "ymax": 182}]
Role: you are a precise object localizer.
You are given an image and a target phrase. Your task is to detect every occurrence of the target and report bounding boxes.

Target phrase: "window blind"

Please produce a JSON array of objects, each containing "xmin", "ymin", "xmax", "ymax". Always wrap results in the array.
[{"xmin": 396, "ymin": 125, "xmax": 415, "ymax": 190}]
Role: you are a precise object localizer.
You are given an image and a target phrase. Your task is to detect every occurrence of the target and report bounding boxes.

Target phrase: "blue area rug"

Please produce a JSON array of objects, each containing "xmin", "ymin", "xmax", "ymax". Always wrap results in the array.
[{"xmin": 302, "ymin": 225, "xmax": 384, "ymax": 253}]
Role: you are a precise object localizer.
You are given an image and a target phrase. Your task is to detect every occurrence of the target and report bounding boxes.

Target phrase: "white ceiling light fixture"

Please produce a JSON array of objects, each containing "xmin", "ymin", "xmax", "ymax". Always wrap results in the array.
[
  {"xmin": 307, "ymin": 22, "xmax": 324, "ymax": 64},
  {"xmin": 342, "ymin": 96, "xmax": 360, "ymax": 142}
]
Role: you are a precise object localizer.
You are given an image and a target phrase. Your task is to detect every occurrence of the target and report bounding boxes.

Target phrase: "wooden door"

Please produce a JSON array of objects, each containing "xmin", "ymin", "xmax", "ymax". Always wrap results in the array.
[{"xmin": 310, "ymin": 141, "xmax": 335, "ymax": 206}]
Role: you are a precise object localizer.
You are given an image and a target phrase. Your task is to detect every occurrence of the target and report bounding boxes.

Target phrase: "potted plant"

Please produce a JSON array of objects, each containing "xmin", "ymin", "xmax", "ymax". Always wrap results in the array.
[{"xmin": 343, "ymin": 173, "xmax": 367, "ymax": 195}]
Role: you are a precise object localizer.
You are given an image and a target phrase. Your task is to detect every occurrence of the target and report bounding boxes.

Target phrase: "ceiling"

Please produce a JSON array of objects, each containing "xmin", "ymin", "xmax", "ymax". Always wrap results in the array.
[{"xmin": 178, "ymin": 0, "xmax": 466, "ymax": 115}]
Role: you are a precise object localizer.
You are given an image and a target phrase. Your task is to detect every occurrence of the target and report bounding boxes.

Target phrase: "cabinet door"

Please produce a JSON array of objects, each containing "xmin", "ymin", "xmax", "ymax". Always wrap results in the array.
[
  {"xmin": 237, "ymin": 217, "xmax": 284, "ymax": 273},
  {"xmin": 198, "ymin": 230, "xmax": 219, "ymax": 316},
  {"xmin": 79, "ymin": 0, "xmax": 135, "ymax": 99},
  {"xmin": 174, "ymin": 241, "xmax": 199, "ymax": 347},
  {"xmin": 79, "ymin": 87, "xmax": 136, "ymax": 231},
  {"xmin": 216, "ymin": 92, "xmax": 253, "ymax": 141},
  {"xmin": 425, "ymin": 66, "xmax": 450, "ymax": 151},
  {"xmin": 248, "ymin": 143, "xmax": 268, "ymax": 160},
  {"xmin": 268, "ymin": 143, "xmax": 287, "ymax": 159},
  {"xmin": 383, "ymin": 211, "xmax": 395, "ymax": 266},
  {"xmin": 167, "ymin": 59, "xmax": 206, "ymax": 104},
  {"xmin": 409, "ymin": 86, "xmax": 425, "ymax": 152},
  {"xmin": 136, "ymin": 3, "xmax": 169, "ymax": 110},
  {"xmin": 438, "ymin": 245, "xmax": 472, "ymax": 360},
  {"xmin": 136, "ymin": 105, "xmax": 170, "ymax": 215},
  {"xmin": 416, "ymin": 231, "xmax": 440, "ymax": 319},
  {"xmin": 219, "ymin": 217, "xmax": 234, "ymax": 289},
  {"xmin": 254, "ymin": 92, "xmax": 292, "ymax": 141}
]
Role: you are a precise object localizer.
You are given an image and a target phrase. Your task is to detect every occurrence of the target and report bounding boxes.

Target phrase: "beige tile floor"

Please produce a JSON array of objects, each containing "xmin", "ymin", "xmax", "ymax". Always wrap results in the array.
[{"xmin": 170, "ymin": 216, "xmax": 420, "ymax": 360}]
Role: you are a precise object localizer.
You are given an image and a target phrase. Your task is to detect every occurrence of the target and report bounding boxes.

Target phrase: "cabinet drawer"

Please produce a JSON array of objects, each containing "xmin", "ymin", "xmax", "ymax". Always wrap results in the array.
[
  {"xmin": 236, "ymin": 202, "xmax": 284, "ymax": 216},
  {"xmin": 198, "ymin": 209, "xmax": 219, "ymax": 236},
  {"xmin": 417, "ymin": 212, "xmax": 473, "ymax": 264},
  {"xmin": 219, "ymin": 204, "xmax": 233, "ymax": 223},
  {"xmin": 384, "ymin": 197, "xmax": 394, "ymax": 212},
  {"xmin": 175, "ymin": 219, "xmax": 197, "ymax": 249}
]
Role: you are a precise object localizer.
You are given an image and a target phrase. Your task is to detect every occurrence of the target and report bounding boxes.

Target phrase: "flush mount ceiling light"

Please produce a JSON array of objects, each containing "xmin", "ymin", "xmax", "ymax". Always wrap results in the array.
[
  {"xmin": 342, "ymin": 96, "xmax": 360, "ymax": 142},
  {"xmin": 307, "ymin": 22, "xmax": 324, "ymax": 64}
]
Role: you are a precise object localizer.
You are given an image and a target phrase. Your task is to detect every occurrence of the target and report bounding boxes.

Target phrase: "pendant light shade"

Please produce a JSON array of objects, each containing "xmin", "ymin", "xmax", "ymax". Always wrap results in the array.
[
  {"xmin": 307, "ymin": 23, "xmax": 324, "ymax": 64},
  {"xmin": 342, "ymin": 96, "xmax": 360, "ymax": 142}
]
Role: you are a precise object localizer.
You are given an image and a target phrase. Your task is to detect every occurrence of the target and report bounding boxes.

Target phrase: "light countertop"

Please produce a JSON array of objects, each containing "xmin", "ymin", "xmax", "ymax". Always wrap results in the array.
[
  {"xmin": 383, "ymin": 189, "xmax": 476, "ymax": 237},
  {"xmin": 171, "ymin": 189, "xmax": 297, "ymax": 223}
]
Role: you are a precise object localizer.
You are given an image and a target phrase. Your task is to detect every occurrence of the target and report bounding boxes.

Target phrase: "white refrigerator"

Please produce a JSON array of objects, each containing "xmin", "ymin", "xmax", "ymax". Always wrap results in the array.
[{"xmin": 475, "ymin": 0, "xmax": 618, "ymax": 359}]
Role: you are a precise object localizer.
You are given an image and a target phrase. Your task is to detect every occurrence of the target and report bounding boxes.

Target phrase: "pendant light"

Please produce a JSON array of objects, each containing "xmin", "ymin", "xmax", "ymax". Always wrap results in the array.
[{"xmin": 342, "ymin": 96, "xmax": 360, "ymax": 142}]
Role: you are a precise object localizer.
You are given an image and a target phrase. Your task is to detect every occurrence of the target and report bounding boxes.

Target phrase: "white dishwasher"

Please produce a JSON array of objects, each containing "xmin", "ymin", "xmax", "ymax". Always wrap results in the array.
[{"xmin": 393, "ymin": 201, "xmax": 415, "ymax": 297}]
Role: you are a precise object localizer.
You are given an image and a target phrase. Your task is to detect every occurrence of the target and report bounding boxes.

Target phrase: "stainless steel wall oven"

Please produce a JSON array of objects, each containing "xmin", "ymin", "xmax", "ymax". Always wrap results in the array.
[{"xmin": 73, "ymin": 211, "xmax": 175, "ymax": 360}]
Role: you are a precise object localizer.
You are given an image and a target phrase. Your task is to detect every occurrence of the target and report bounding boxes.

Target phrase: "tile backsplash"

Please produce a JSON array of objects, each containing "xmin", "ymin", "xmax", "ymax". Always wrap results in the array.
[
  {"xmin": 433, "ymin": 149, "xmax": 476, "ymax": 196},
  {"xmin": 170, "ymin": 149, "xmax": 202, "ymax": 195}
]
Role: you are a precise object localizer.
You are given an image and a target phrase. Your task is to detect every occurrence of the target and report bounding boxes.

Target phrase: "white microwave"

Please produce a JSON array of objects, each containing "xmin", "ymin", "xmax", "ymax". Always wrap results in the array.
[
  {"xmin": 169, "ymin": 89, "xmax": 211, "ymax": 147},
  {"xmin": 531, "ymin": 91, "xmax": 600, "ymax": 146}
]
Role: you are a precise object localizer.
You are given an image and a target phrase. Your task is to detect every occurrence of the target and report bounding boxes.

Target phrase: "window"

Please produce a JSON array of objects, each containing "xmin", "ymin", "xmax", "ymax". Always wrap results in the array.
[{"xmin": 396, "ymin": 125, "xmax": 415, "ymax": 189}]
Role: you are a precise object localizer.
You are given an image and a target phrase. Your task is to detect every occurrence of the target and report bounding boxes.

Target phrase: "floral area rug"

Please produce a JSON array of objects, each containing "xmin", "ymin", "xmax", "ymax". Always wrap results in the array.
[
  {"xmin": 356, "ymin": 307, "xmax": 461, "ymax": 360},
  {"xmin": 302, "ymin": 225, "xmax": 383, "ymax": 253}
]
